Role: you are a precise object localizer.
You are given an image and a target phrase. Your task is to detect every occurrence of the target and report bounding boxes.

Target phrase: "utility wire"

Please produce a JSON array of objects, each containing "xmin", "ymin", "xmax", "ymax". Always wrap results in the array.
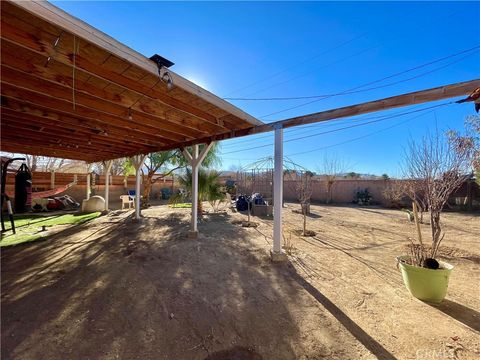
[
  {"xmin": 222, "ymin": 33, "xmax": 368, "ymax": 97},
  {"xmin": 223, "ymin": 8, "xmax": 462, "ymax": 100},
  {"xmin": 225, "ymin": 47, "xmax": 479, "ymax": 101},
  {"xmin": 259, "ymin": 45, "xmax": 479, "ymax": 119},
  {"xmin": 220, "ymin": 47, "xmax": 475, "ymax": 151},
  {"xmin": 220, "ymin": 47, "xmax": 477, "ymax": 150},
  {"xmin": 286, "ymin": 110, "xmax": 435, "ymax": 157},
  {"xmin": 242, "ymin": 45, "xmax": 380, "ymax": 98},
  {"xmin": 221, "ymin": 111, "xmax": 434, "ymax": 163},
  {"xmin": 220, "ymin": 102, "xmax": 452, "ymax": 155},
  {"xmin": 220, "ymin": 104, "xmax": 439, "ymax": 149}
]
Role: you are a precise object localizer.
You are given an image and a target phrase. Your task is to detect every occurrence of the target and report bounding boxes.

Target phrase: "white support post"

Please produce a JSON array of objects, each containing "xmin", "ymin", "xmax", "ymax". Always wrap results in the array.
[
  {"xmin": 182, "ymin": 142, "xmax": 214, "ymax": 239},
  {"xmin": 104, "ymin": 160, "xmax": 113, "ymax": 211},
  {"xmin": 86, "ymin": 172, "xmax": 91, "ymax": 200},
  {"xmin": 135, "ymin": 164, "xmax": 142, "ymax": 219},
  {"xmin": 50, "ymin": 170, "xmax": 55, "ymax": 189},
  {"xmin": 85, "ymin": 162, "xmax": 92, "ymax": 200},
  {"xmin": 272, "ymin": 126, "xmax": 287, "ymax": 262},
  {"xmin": 191, "ymin": 144, "xmax": 199, "ymax": 235},
  {"xmin": 132, "ymin": 154, "xmax": 146, "ymax": 220}
]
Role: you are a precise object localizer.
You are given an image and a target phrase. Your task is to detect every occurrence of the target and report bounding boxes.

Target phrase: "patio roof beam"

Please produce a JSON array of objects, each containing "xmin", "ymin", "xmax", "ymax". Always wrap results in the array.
[
  {"xmin": 0, "ymin": 80, "xmax": 191, "ymax": 144},
  {"xmin": 0, "ymin": 53, "xmax": 227, "ymax": 136},
  {"xmin": 1, "ymin": 114, "xmax": 157, "ymax": 152},
  {"xmin": 4, "ymin": 0, "xmax": 262, "ymax": 127},
  {"xmin": 0, "ymin": 5, "xmax": 257, "ymax": 132},
  {"xmin": 1, "ymin": 98, "xmax": 179, "ymax": 149},
  {"xmin": 0, "ymin": 140, "xmax": 102, "ymax": 162},
  {"xmin": 1, "ymin": 119, "xmax": 153, "ymax": 155}
]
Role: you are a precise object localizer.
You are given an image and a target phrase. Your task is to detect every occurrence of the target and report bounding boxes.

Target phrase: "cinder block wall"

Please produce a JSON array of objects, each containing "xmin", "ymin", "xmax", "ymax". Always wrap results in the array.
[{"xmin": 284, "ymin": 179, "xmax": 392, "ymax": 205}]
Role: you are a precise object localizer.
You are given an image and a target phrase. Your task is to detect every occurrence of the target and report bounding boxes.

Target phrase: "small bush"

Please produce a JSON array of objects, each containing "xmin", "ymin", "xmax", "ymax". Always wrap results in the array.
[{"xmin": 354, "ymin": 188, "xmax": 372, "ymax": 205}]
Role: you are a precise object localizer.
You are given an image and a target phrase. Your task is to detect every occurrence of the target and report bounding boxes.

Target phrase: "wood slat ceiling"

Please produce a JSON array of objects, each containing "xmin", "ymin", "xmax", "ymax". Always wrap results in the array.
[{"xmin": 0, "ymin": 0, "xmax": 262, "ymax": 162}]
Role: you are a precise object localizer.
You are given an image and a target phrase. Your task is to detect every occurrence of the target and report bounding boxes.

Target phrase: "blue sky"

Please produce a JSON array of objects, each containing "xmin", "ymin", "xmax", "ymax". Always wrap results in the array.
[{"xmin": 53, "ymin": 1, "xmax": 480, "ymax": 176}]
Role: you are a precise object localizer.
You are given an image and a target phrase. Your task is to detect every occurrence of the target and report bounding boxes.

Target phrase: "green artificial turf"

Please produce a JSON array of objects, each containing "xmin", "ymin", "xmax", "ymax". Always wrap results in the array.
[
  {"xmin": 168, "ymin": 203, "xmax": 192, "ymax": 208},
  {"xmin": 1, "ymin": 212, "xmax": 101, "ymax": 247}
]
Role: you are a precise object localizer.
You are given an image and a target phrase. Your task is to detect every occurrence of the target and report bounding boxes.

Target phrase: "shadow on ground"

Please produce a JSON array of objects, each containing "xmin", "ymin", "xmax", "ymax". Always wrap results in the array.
[
  {"xmin": 1, "ymin": 207, "xmax": 363, "ymax": 359},
  {"xmin": 288, "ymin": 267, "xmax": 397, "ymax": 360},
  {"xmin": 430, "ymin": 299, "xmax": 480, "ymax": 333}
]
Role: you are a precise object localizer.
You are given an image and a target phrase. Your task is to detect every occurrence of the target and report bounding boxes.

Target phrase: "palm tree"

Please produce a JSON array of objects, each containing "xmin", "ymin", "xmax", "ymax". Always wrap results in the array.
[
  {"xmin": 176, "ymin": 168, "xmax": 224, "ymax": 216},
  {"xmin": 140, "ymin": 143, "xmax": 221, "ymax": 202}
]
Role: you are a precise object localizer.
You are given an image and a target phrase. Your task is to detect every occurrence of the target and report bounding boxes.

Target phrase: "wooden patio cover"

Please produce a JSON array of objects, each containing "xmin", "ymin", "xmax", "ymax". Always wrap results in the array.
[{"xmin": 0, "ymin": 0, "xmax": 263, "ymax": 163}]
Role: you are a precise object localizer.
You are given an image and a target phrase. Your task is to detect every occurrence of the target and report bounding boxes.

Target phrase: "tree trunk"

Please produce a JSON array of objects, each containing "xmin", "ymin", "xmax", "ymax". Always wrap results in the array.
[
  {"xmin": 302, "ymin": 208, "xmax": 307, "ymax": 236},
  {"xmin": 142, "ymin": 172, "xmax": 155, "ymax": 202},
  {"xmin": 326, "ymin": 180, "xmax": 333, "ymax": 204},
  {"xmin": 430, "ymin": 210, "xmax": 442, "ymax": 259}
]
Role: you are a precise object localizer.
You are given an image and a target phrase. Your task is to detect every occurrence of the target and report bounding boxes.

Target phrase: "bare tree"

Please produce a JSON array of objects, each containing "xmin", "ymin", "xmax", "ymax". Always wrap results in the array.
[
  {"xmin": 381, "ymin": 179, "xmax": 406, "ymax": 208},
  {"xmin": 317, "ymin": 154, "xmax": 348, "ymax": 204},
  {"xmin": 403, "ymin": 128, "xmax": 474, "ymax": 265},
  {"xmin": 403, "ymin": 179, "xmax": 427, "ymax": 223},
  {"xmin": 24, "ymin": 154, "xmax": 38, "ymax": 172},
  {"xmin": 110, "ymin": 158, "xmax": 128, "ymax": 176},
  {"xmin": 20, "ymin": 154, "xmax": 86, "ymax": 172},
  {"xmin": 448, "ymin": 115, "xmax": 480, "ymax": 185},
  {"xmin": 296, "ymin": 171, "xmax": 313, "ymax": 236},
  {"xmin": 381, "ymin": 179, "xmax": 427, "ymax": 222}
]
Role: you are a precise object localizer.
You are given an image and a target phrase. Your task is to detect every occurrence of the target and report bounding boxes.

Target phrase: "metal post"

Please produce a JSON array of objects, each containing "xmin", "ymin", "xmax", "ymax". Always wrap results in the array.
[
  {"xmin": 86, "ymin": 172, "xmax": 91, "ymax": 200},
  {"xmin": 104, "ymin": 160, "xmax": 113, "ymax": 211},
  {"xmin": 131, "ymin": 154, "xmax": 145, "ymax": 220},
  {"xmin": 272, "ymin": 126, "xmax": 287, "ymax": 261},
  {"xmin": 135, "ymin": 163, "xmax": 142, "ymax": 220},
  {"xmin": 191, "ymin": 144, "xmax": 199, "ymax": 236}
]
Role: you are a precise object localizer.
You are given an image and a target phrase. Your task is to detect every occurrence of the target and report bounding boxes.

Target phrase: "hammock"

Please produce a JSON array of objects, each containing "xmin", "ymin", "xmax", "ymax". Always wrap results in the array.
[
  {"xmin": 31, "ymin": 181, "xmax": 77, "ymax": 199},
  {"xmin": 5, "ymin": 179, "xmax": 78, "ymax": 199}
]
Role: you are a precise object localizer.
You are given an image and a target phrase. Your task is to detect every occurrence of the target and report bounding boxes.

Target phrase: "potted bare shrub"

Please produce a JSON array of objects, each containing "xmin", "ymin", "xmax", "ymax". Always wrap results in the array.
[{"xmin": 397, "ymin": 126, "xmax": 475, "ymax": 303}]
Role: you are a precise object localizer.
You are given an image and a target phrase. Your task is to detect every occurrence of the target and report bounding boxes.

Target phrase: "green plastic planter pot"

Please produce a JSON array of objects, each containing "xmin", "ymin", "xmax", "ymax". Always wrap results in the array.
[{"xmin": 397, "ymin": 255, "xmax": 453, "ymax": 304}]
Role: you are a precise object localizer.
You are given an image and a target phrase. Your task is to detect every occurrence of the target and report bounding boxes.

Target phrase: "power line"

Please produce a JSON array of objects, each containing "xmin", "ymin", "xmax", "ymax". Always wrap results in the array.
[
  {"xmin": 286, "ymin": 110, "xmax": 435, "ymax": 157},
  {"xmin": 258, "ymin": 45, "xmax": 480, "ymax": 119},
  {"xmin": 219, "ymin": 102, "xmax": 452, "ymax": 155},
  {"xmin": 221, "ymin": 110, "xmax": 434, "ymax": 163},
  {"xmin": 220, "ymin": 104, "xmax": 442, "ymax": 149},
  {"xmin": 225, "ymin": 47, "xmax": 480, "ymax": 101},
  {"xmin": 228, "ymin": 10, "xmax": 463, "ymax": 100},
  {"xmin": 220, "ymin": 8, "xmax": 462, "ymax": 102},
  {"xmin": 242, "ymin": 45, "xmax": 380, "ymax": 99},
  {"xmin": 221, "ymin": 33, "xmax": 369, "ymax": 97}
]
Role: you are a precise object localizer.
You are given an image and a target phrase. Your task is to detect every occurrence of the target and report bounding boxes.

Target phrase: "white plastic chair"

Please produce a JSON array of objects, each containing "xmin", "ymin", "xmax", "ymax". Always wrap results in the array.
[{"xmin": 120, "ymin": 195, "xmax": 134, "ymax": 210}]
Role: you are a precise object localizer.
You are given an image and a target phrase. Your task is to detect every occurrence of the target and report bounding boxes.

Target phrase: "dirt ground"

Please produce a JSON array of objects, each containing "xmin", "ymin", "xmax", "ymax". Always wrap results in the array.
[{"xmin": 1, "ymin": 203, "xmax": 479, "ymax": 360}]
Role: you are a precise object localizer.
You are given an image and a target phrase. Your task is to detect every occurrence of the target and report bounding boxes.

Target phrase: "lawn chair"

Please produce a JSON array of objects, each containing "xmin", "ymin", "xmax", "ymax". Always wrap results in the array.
[
  {"xmin": 120, "ymin": 195, "xmax": 134, "ymax": 210},
  {"xmin": 127, "ymin": 189, "xmax": 144, "ymax": 208}
]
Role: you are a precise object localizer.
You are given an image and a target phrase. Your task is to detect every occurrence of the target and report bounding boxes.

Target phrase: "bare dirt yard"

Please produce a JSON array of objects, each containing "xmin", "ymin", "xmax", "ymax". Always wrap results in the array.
[{"xmin": 1, "ymin": 204, "xmax": 479, "ymax": 360}]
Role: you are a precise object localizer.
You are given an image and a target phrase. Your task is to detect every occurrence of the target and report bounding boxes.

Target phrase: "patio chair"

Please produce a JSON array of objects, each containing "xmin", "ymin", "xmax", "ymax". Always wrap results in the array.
[
  {"xmin": 128, "ymin": 189, "xmax": 136, "ymax": 200},
  {"xmin": 120, "ymin": 195, "xmax": 134, "ymax": 210}
]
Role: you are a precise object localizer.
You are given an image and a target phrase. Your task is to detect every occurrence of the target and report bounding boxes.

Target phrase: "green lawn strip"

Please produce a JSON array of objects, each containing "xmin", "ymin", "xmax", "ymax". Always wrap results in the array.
[
  {"xmin": 3, "ymin": 214, "xmax": 60, "ymax": 230},
  {"xmin": 0, "ymin": 233, "xmax": 45, "ymax": 247},
  {"xmin": 168, "ymin": 203, "xmax": 192, "ymax": 208},
  {"xmin": 1, "ymin": 212, "xmax": 101, "ymax": 247}
]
